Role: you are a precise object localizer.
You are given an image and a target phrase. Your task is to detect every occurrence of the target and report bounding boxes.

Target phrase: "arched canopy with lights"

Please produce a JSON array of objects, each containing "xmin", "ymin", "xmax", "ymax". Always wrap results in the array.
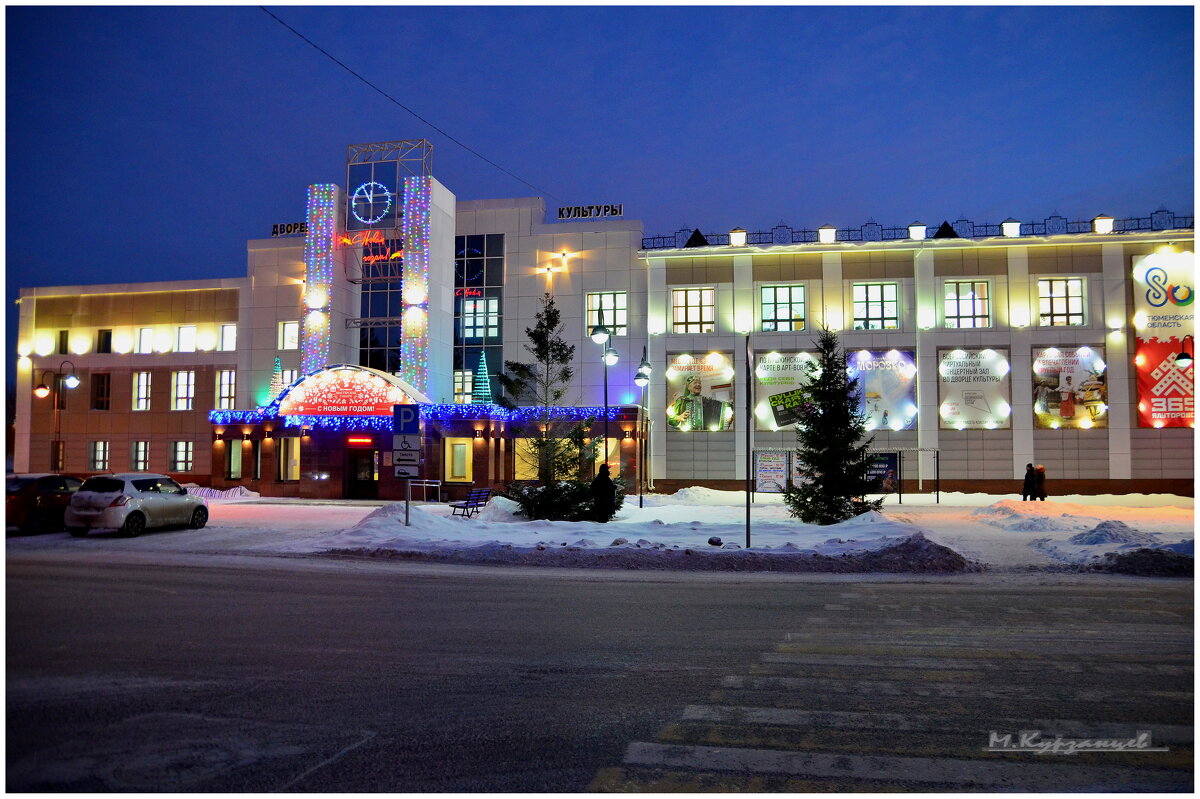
[{"xmin": 274, "ymin": 364, "xmax": 431, "ymax": 416}]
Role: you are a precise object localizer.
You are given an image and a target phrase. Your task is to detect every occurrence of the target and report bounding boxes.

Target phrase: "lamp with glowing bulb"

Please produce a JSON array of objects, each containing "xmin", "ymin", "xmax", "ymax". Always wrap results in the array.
[
  {"xmin": 590, "ymin": 307, "xmax": 611, "ymax": 345},
  {"xmin": 31, "ymin": 360, "xmax": 79, "ymax": 473},
  {"xmin": 1175, "ymin": 335, "xmax": 1194, "ymax": 369},
  {"xmin": 594, "ymin": 313, "xmax": 620, "ymax": 474},
  {"xmin": 632, "ymin": 344, "xmax": 652, "ymax": 508}
]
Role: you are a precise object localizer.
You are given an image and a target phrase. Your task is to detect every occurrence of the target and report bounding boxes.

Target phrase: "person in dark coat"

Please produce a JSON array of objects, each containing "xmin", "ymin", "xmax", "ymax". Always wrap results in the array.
[
  {"xmin": 1021, "ymin": 463, "xmax": 1037, "ymax": 501},
  {"xmin": 1034, "ymin": 464, "xmax": 1047, "ymax": 501},
  {"xmin": 591, "ymin": 464, "xmax": 617, "ymax": 522}
]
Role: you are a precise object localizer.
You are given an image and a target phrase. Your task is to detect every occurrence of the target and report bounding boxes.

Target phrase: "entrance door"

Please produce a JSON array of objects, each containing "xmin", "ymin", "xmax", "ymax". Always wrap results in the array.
[{"xmin": 346, "ymin": 449, "xmax": 379, "ymax": 499}]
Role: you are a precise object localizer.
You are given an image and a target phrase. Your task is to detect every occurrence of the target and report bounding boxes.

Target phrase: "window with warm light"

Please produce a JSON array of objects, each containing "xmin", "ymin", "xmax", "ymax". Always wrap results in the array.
[
  {"xmin": 943, "ymin": 281, "xmax": 991, "ymax": 328},
  {"xmin": 226, "ymin": 439, "xmax": 243, "ymax": 480},
  {"xmin": 281, "ymin": 369, "xmax": 298, "ymax": 388},
  {"xmin": 1038, "ymin": 278, "xmax": 1086, "ymax": 326},
  {"xmin": 852, "ymin": 283, "xmax": 899, "ymax": 330},
  {"xmin": 672, "ymin": 288, "xmax": 716, "ymax": 333},
  {"xmin": 89, "ymin": 441, "xmax": 109, "ymax": 471},
  {"xmin": 171, "ymin": 441, "xmax": 194, "ymax": 472},
  {"xmin": 132, "ymin": 441, "xmax": 150, "ymax": 471},
  {"xmin": 132, "ymin": 372, "xmax": 151, "ymax": 411},
  {"xmin": 278, "ymin": 437, "xmax": 301, "ymax": 481},
  {"xmin": 453, "ymin": 370, "xmax": 474, "ymax": 404},
  {"xmin": 217, "ymin": 370, "xmax": 236, "ymax": 410},
  {"xmin": 177, "ymin": 326, "xmax": 197, "ymax": 353},
  {"xmin": 135, "ymin": 327, "xmax": 154, "ymax": 354},
  {"xmin": 761, "ymin": 285, "xmax": 806, "ymax": 331},
  {"xmin": 171, "ymin": 371, "xmax": 195, "ymax": 411},
  {"xmin": 459, "ymin": 297, "xmax": 500, "ymax": 340},
  {"xmin": 444, "ymin": 438, "xmax": 473, "ymax": 482},
  {"xmin": 587, "ymin": 292, "xmax": 628, "ymax": 336},
  {"xmin": 219, "ymin": 324, "xmax": 237, "ymax": 351},
  {"xmin": 278, "ymin": 321, "xmax": 300, "ymax": 350}
]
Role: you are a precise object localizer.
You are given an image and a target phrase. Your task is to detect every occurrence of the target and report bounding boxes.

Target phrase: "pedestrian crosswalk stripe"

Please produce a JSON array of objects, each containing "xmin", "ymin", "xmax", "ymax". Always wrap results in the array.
[
  {"xmin": 761, "ymin": 652, "xmax": 1190, "ymax": 674},
  {"xmin": 719, "ymin": 674, "xmax": 1192, "ymax": 702}
]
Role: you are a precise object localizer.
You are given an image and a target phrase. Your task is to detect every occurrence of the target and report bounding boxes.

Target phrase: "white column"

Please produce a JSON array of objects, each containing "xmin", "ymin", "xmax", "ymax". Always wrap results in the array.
[
  {"xmin": 1102, "ymin": 243, "xmax": 1132, "ymax": 479},
  {"xmin": 913, "ymin": 249, "xmax": 938, "ymax": 480},
  {"xmin": 647, "ymin": 258, "xmax": 668, "ymax": 485},
  {"xmin": 1008, "ymin": 247, "xmax": 1034, "ymax": 475},
  {"xmin": 820, "ymin": 253, "xmax": 843, "ymax": 331},
  {"xmin": 733, "ymin": 255, "xmax": 753, "ymax": 480}
]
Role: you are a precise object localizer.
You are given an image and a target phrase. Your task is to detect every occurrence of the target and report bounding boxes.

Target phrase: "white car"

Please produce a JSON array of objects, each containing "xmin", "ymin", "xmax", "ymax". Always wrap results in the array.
[{"xmin": 65, "ymin": 473, "xmax": 209, "ymax": 538}]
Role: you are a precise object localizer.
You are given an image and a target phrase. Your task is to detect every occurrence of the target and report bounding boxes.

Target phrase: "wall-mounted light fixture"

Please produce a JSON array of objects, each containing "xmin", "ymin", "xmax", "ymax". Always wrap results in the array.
[
  {"xmin": 1092, "ymin": 214, "xmax": 1115, "ymax": 235},
  {"xmin": 817, "ymin": 225, "xmax": 837, "ymax": 244},
  {"xmin": 1001, "ymin": 218, "xmax": 1022, "ymax": 238},
  {"xmin": 623, "ymin": 430, "xmax": 632, "ymax": 440},
  {"xmin": 1175, "ymin": 335, "xmax": 1194, "ymax": 369},
  {"xmin": 474, "ymin": 429, "xmax": 484, "ymax": 439},
  {"xmin": 729, "ymin": 227, "xmax": 747, "ymax": 247},
  {"xmin": 908, "ymin": 222, "xmax": 927, "ymax": 240}
]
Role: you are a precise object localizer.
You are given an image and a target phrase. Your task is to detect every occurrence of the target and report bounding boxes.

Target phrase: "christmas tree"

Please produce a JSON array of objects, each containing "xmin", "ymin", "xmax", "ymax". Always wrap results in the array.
[
  {"xmin": 782, "ymin": 328, "xmax": 884, "ymax": 524},
  {"xmin": 471, "ymin": 352, "xmax": 492, "ymax": 404},
  {"xmin": 268, "ymin": 357, "xmax": 284, "ymax": 401}
]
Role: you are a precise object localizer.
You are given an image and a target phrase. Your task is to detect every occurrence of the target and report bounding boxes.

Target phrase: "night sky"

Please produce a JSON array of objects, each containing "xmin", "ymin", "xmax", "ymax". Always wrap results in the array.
[{"xmin": 5, "ymin": 5, "xmax": 1194, "ymax": 382}]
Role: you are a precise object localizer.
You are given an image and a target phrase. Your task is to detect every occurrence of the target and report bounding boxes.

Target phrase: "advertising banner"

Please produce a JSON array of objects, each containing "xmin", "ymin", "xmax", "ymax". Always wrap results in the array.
[
  {"xmin": 665, "ymin": 352, "xmax": 735, "ymax": 432},
  {"xmin": 847, "ymin": 350, "xmax": 918, "ymax": 431},
  {"xmin": 1133, "ymin": 249, "xmax": 1195, "ymax": 427},
  {"xmin": 753, "ymin": 352, "xmax": 816, "ymax": 431},
  {"xmin": 754, "ymin": 452, "xmax": 790, "ymax": 493},
  {"xmin": 1031, "ymin": 346, "xmax": 1108, "ymax": 429},
  {"xmin": 937, "ymin": 349, "xmax": 1012, "ymax": 430},
  {"xmin": 868, "ymin": 452, "xmax": 900, "ymax": 493}
]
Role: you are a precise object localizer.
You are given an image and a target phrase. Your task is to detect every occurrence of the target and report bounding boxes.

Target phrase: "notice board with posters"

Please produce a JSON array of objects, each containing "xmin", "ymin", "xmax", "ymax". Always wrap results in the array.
[{"xmin": 754, "ymin": 451, "xmax": 790, "ymax": 493}]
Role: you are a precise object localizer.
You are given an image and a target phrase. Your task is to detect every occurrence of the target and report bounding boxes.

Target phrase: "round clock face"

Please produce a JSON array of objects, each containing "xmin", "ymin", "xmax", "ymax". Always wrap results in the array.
[{"xmin": 350, "ymin": 181, "xmax": 393, "ymax": 225}]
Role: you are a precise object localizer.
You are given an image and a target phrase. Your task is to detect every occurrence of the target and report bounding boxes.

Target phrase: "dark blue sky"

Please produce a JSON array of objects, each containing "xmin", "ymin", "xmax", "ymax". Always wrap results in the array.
[{"xmin": 5, "ymin": 5, "xmax": 1193, "ymax": 355}]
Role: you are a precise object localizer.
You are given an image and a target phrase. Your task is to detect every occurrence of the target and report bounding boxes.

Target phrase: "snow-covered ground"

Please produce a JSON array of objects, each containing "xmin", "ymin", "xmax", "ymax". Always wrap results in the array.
[{"xmin": 8, "ymin": 488, "xmax": 1193, "ymax": 572}]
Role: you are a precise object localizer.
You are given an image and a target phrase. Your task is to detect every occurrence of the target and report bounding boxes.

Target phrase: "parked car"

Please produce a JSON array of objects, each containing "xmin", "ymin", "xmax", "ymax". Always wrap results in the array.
[
  {"xmin": 6, "ymin": 474, "xmax": 84, "ymax": 534},
  {"xmin": 65, "ymin": 473, "xmax": 209, "ymax": 538}
]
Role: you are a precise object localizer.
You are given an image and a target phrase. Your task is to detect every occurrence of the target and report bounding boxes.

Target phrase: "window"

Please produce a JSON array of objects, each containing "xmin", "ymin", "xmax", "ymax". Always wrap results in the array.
[
  {"xmin": 89, "ymin": 441, "xmax": 110, "ymax": 471},
  {"xmin": 177, "ymin": 325, "xmax": 197, "ymax": 353},
  {"xmin": 97, "ymin": 329, "xmax": 113, "ymax": 354},
  {"xmin": 216, "ymin": 370, "xmax": 236, "ymax": 410},
  {"xmin": 944, "ymin": 281, "xmax": 991, "ymax": 328},
  {"xmin": 91, "ymin": 373, "xmax": 111, "ymax": 410},
  {"xmin": 132, "ymin": 441, "xmax": 150, "ymax": 471},
  {"xmin": 587, "ymin": 292, "xmax": 628, "ymax": 336},
  {"xmin": 251, "ymin": 439, "xmax": 262, "ymax": 481},
  {"xmin": 278, "ymin": 321, "xmax": 300, "ymax": 350},
  {"xmin": 454, "ymin": 370, "xmax": 474, "ymax": 404},
  {"xmin": 218, "ymin": 324, "xmax": 237, "ymax": 351},
  {"xmin": 278, "ymin": 437, "xmax": 300, "ymax": 481},
  {"xmin": 761, "ymin": 285, "xmax": 806, "ymax": 331},
  {"xmin": 671, "ymin": 288, "xmax": 716, "ymax": 334},
  {"xmin": 513, "ymin": 439, "xmax": 539, "ymax": 481},
  {"xmin": 852, "ymin": 283, "xmax": 900, "ymax": 330},
  {"xmin": 133, "ymin": 371, "xmax": 151, "ymax": 411},
  {"xmin": 57, "ymin": 330, "xmax": 69, "ymax": 355},
  {"xmin": 226, "ymin": 440, "xmax": 242, "ymax": 480},
  {"xmin": 136, "ymin": 327, "xmax": 154, "ymax": 354},
  {"xmin": 170, "ymin": 441, "xmax": 194, "ymax": 472},
  {"xmin": 281, "ymin": 369, "xmax": 298, "ymax": 387},
  {"xmin": 1038, "ymin": 278, "xmax": 1086, "ymax": 326},
  {"xmin": 444, "ymin": 438, "xmax": 473, "ymax": 483},
  {"xmin": 171, "ymin": 371, "xmax": 195, "ymax": 410},
  {"xmin": 459, "ymin": 297, "xmax": 500, "ymax": 340}
]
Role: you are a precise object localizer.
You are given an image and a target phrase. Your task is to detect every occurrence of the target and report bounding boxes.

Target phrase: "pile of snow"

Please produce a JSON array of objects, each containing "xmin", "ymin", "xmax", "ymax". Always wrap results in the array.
[
  {"xmin": 1089, "ymin": 548, "xmax": 1194, "ymax": 577},
  {"xmin": 1068, "ymin": 520, "xmax": 1159, "ymax": 546},
  {"xmin": 181, "ymin": 484, "xmax": 260, "ymax": 500}
]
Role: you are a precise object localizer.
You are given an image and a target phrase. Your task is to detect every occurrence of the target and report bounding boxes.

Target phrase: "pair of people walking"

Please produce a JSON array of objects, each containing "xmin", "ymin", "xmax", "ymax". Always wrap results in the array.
[{"xmin": 1022, "ymin": 463, "xmax": 1047, "ymax": 501}]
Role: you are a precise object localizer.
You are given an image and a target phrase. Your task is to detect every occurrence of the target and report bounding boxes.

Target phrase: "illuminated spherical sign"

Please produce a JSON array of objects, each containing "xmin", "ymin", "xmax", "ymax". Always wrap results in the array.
[
  {"xmin": 665, "ymin": 352, "xmax": 735, "ymax": 432},
  {"xmin": 937, "ymin": 349, "xmax": 1012, "ymax": 430},
  {"xmin": 279, "ymin": 368, "xmax": 414, "ymax": 416},
  {"xmin": 847, "ymin": 350, "xmax": 918, "ymax": 431},
  {"xmin": 1032, "ymin": 346, "xmax": 1108, "ymax": 429}
]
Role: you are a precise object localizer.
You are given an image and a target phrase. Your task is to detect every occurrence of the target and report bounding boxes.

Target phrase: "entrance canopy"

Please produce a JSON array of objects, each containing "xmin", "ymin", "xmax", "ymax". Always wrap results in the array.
[{"xmin": 276, "ymin": 364, "xmax": 431, "ymax": 415}]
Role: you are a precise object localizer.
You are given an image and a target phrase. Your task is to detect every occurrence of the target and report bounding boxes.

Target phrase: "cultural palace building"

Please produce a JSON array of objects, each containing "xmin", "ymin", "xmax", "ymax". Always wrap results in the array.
[{"xmin": 13, "ymin": 139, "xmax": 1196, "ymax": 499}]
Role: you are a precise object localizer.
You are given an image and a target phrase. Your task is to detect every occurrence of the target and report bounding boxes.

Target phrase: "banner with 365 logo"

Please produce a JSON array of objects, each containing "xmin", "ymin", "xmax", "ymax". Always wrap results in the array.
[{"xmin": 1133, "ymin": 249, "xmax": 1195, "ymax": 428}]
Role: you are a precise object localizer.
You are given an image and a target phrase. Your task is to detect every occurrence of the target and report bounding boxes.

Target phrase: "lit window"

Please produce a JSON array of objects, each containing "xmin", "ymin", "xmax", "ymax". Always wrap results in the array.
[
  {"xmin": 944, "ymin": 281, "xmax": 990, "ymax": 328},
  {"xmin": 89, "ymin": 441, "xmax": 109, "ymax": 471},
  {"xmin": 217, "ymin": 370, "xmax": 236, "ymax": 410},
  {"xmin": 852, "ymin": 283, "xmax": 899, "ymax": 330},
  {"xmin": 177, "ymin": 326, "xmax": 197, "ymax": 353},
  {"xmin": 131, "ymin": 441, "xmax": 150, "ymax": 471},
  {"xmin": 278, "ymin": 321, "xmax": 300, "ymax": 350},
  {"xmin": 218, "ymin": 324, "xmax": 237, "ymax": 351},
  {"xmin": 281, "ymin": 369, "xmax": 298, "ymax": 387},
  {"xmin": 171, "ymin": 441, "xmax": 194, "ymax": 472},
  {"xmin": 226, "ymin": 440, "xmax": 242, "ymax": 480},
  {"xmin": 459, "ymin": 298, "xmax": 500, "ymax": 340},
  {"xmin": 132, "ymin": 372, "xmax": 152, "ymax": 411},
  {"xmin": 587, "ymin": 292, "xmax": 628, "ymax": 336},
  {"xmin": 278, "ymin": 437, "xmax": 300, "ymax": 481},
  {"xmin": 454, "ymin": 370, "xmax": 474, "ymax": 404},
  {"xmin": 443, "ymin": 438, "xmax": 473, "ymax": 482},
  {"xmin": 135, "ymin": 328, "xmax": 154, "ymax": 354},
  {"xmin": 1038, "ymin": 278, "xmax": 1086, "ymax": 326},
  {"xmin": 761, "ymin": 285, "xmax": 805, "ymax": 331},
  {"xmin": 171, "ymin": 371, "xmax": 195, "ymax": 411},
  {"xmin": 671, "ymin": 288, "xmax": 716, "ymax": 334}
]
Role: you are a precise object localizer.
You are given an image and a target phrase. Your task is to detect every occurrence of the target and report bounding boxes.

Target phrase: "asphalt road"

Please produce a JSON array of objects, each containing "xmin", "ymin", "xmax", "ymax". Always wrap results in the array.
[{"xmin": 6, "ymin": 551, "xmax": 1193, "ymax": 792}]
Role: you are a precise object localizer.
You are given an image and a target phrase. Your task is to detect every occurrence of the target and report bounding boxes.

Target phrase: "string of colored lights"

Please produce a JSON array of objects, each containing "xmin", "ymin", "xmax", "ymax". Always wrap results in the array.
[
  {"xmin": 301, "ymin": 184, "xmax": 337, "ymax": 375},
  {"xmin": 208, "ymin": 403, "xmax": 622, "ymax": 429},
  {"xmin": 401, "ymin": 176, "xmax": 431, "ymax": 393}
]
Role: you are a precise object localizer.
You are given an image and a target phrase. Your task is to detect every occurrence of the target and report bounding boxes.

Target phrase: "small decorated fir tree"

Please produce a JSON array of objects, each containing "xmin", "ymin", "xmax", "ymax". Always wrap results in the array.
[
  {"xmin": 471, "ymin": 352, "xmax": 492, "ymax": 404},
  {"xmin": 267, "ymin": 357, "xmax": 284, "ymax": 401},
  {"xmin": 782, "ymin": 328, "xmax": 884, "ymax": 524}
]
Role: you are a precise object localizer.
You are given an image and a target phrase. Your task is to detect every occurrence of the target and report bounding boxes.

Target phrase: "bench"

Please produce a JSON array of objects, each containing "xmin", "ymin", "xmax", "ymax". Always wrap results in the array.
[{"xmin": 450, "ymin": 487, "xmax": 492, "ymax": 518}]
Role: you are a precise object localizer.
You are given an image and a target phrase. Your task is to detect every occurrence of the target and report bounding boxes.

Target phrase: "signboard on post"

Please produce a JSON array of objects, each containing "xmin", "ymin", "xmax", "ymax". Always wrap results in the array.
[
  {"xmin": 393, "ymin": 403, "xmax": 422, "ymax": 522},
  {"xmin": 868, "ymin": 452, "xmax": 900, "ymax": 494},
  {"xmin": 754, "ymin": 452, "xmax": 789, "ymax": 493}
]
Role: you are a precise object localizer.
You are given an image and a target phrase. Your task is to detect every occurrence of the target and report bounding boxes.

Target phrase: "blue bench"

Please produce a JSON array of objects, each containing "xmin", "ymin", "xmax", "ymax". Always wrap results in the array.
[{"xmin": 450, "ymin": 487, "xmax": 492, "ymax": 518}]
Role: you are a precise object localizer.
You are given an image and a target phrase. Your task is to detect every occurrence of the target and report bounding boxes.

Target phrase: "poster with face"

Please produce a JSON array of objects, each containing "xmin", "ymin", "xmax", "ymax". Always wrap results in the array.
[
  {"xmin": 847, "ymin": 350, "xmax": 918, "ymax": 431},
  {"xmin": 754, "ymin": 352, "xmax": 816, "ymax": 431},
  {"xmin": 665, "ymin": 352, "xmax": 735, "ymax": 432},
  {"xmin": 1133, "ymin": 249, "xmax": 1195, "ymax": 428},
  {"xmin": 937, "ymin": 348, "xmax": 1012, "ymax": 430},
  {"xmin": 1031, "ymin": 346, "xmax": 1108, "ymax": 429}
]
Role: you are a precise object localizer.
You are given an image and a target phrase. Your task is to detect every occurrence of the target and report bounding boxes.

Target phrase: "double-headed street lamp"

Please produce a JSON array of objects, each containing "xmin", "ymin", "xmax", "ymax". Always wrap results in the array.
[
  {"xmin": 632, "ymin": 345, "xmax": 652, "ymax": 507},
  {"xmin": 590, "ymin": 309, "xmax": 619, "ymax": 471},
  {"xmin": 33, "ymin": 360, "xmax": 80, "ymax": 473}
]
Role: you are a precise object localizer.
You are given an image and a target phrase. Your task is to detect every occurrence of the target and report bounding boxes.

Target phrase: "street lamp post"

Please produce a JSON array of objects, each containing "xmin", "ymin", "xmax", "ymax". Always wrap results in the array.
[
  {"xmin": 33, "ymin": 360, "xmax": 80, "ymax": 473},
  {"xmin": 590, "ymin": 309, "xmax": 619, "ymax": 472},
  {"xmin": 633, "ymin": 345, "xmax": 652, "ymax": 507}
]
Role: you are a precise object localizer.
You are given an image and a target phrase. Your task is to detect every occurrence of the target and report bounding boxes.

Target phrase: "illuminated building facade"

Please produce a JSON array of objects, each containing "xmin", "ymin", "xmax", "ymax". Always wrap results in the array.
[{"xmin": 12, "ymin": 139, "xmax": 1195, "ymax": 497}]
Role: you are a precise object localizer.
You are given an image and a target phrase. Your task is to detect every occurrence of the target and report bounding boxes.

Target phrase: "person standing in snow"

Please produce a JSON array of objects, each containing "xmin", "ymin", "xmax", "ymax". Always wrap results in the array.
[
  {"xmin": 591, "ymin": 463, "xmax": 617, "ymax": 522},
  {"xmin": 1021, "ymin": 463, "xmax": 1037, "ymax": 501},
  {"xmin": 1034, "ymin": 464, "xmax": 1047, "ymax": 501}
]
